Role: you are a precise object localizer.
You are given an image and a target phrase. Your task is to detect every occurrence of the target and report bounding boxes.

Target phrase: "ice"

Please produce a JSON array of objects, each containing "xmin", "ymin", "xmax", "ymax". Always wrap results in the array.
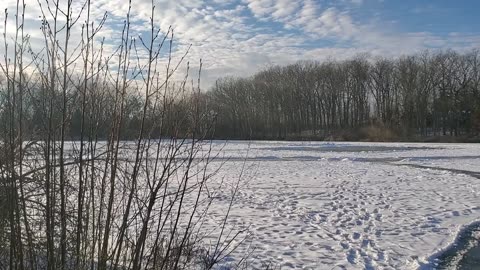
[{"xmin": 203, "ymin": 141, "xmax": 480, "ymax": 269}]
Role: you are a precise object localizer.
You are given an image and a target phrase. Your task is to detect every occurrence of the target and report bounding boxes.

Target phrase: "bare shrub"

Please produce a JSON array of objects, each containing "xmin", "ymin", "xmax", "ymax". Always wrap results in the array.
[{"xmin": 0, "ymin": 0, "xmax": 249, "ymax": 269}]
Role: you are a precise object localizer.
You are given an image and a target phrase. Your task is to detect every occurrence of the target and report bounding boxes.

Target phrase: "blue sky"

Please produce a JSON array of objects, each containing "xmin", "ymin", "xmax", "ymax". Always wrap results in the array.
[
  {"xmin": 1, "ymin": 0, "xmax": 479, "ymax": 88},
  {"xmin": 359, "ymin": 0, "xmax": 479, "ymax": 34}
]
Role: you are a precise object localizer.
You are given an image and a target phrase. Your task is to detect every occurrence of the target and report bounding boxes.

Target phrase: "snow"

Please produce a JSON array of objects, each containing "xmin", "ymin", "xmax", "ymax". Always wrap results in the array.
[{"xmin": 202, "ymin": 141, "xmax": 480, "ymax": 269}]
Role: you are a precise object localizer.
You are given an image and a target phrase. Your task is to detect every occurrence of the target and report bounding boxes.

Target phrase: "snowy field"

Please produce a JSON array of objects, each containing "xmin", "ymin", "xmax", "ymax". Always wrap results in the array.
[{"xmin": 202, "ymin": 141, "xmax": 480, "ymax": 269}]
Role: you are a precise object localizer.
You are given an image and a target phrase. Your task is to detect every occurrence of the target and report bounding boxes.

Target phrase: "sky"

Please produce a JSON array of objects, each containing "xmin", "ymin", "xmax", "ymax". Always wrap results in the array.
[{"xmin": 1, "ymin": 0, "xmax": 479, "ymax": 89}]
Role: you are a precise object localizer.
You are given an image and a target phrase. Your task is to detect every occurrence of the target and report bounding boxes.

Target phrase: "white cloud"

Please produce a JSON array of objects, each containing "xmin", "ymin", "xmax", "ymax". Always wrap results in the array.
[
  {"xmin": 0, "ymin": 0, "xmax": 478, "ymax": 89},
  {"xmin": 351, "ymin": 0, "xmax": 364, "ymax": 5}
]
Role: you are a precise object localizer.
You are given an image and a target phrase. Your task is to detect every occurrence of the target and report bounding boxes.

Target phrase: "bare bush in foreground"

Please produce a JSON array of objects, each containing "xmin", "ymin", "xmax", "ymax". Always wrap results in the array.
[{"xmin": 0, "ymin": 0, "xmax": 248, "ymax": 269}]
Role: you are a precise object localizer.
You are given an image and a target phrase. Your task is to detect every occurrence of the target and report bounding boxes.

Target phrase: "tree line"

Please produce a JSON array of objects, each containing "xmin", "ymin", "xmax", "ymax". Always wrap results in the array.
[
  {"xmin": 206, "ymin": 50, "xmax": 480, "ymax": 140},
  {"xmin": 4, "ymin": 49, "xmax": 480, "ymax": 141}
]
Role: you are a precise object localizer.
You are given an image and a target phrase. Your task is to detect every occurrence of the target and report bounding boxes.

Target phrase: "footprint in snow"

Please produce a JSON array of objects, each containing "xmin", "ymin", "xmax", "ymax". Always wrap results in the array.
[{"xmin": 347, "ymin": 249, "xmax": 359, "ymax": 264}]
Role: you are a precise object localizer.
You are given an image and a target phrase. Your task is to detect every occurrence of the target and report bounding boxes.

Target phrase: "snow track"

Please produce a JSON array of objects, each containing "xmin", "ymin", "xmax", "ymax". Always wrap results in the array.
[{"xmin": 205, "ymin": 142, "xmax": 480, "ymax": 269}]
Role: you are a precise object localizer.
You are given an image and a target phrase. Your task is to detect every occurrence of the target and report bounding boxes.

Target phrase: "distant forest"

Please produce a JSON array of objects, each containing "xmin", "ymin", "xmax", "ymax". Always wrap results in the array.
[
  {"xmin": 208, "ymin": 50, "xmax": 480, "ymax": 141},
  {"xmin": 2, "ymin": 49, "xmax": 480, "ymax": 141}
]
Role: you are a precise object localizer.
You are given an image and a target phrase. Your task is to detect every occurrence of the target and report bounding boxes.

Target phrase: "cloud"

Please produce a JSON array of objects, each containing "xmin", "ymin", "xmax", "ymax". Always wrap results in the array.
[
  {"xmin": 0, "ymin": 0, "xmax": 478, "ymax": 89},
  {"xmin": 351, "ymin": 0, "xmax": 364, "ymax": 5}
]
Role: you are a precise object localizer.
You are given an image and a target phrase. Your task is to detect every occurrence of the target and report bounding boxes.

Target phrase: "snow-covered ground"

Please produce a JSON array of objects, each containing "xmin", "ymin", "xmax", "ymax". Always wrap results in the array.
[{"xmin": 203, "ymin": 141, "xmax": 480, "ymax": 269}]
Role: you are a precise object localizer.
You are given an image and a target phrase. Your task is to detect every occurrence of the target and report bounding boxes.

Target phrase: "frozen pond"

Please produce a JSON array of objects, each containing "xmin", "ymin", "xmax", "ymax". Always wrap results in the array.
[{"xmin": 203, "ymin": 141, "xmax": 480, "ymax": 269}]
